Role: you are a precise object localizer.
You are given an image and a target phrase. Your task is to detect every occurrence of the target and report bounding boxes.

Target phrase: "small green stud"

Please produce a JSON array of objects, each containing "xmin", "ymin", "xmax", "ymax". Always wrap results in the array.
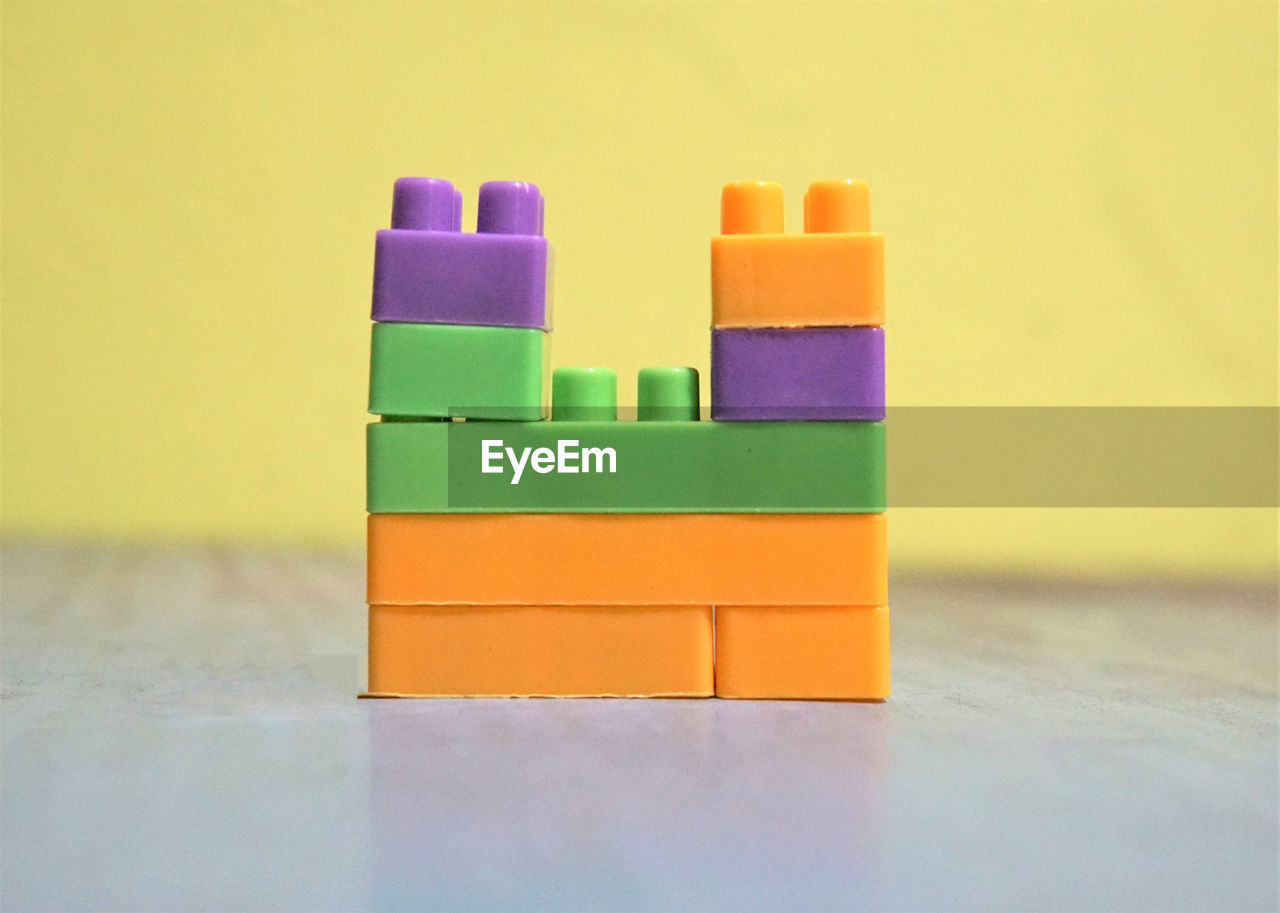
[
  {"xmin": 552, "ymin": 367, "xmax": 617, "ymax": 421},
  {"xmin": 637, "ymin": 367, "xmax": 700, "ymax": 421}
]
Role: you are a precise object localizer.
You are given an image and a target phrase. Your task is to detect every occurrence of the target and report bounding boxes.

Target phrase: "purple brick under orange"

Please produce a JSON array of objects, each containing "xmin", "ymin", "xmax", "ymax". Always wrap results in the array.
[
  {"xmin": 371, "ymin": 178, "xmax": 550, "ymax": 329},
  {"xmin": 711, "ymin": 326, "xmax": 884, "ymax": 421}
]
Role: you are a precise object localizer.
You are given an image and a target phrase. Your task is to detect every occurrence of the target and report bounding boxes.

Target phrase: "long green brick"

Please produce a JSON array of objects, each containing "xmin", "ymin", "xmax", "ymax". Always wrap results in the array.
[
  {"xmin": 368, "ymin": 323, "xmax": 547, "ymax": 420},
  {"xmin": 367, "ymin": 419, "xmax": 885, "ymax": 512}
]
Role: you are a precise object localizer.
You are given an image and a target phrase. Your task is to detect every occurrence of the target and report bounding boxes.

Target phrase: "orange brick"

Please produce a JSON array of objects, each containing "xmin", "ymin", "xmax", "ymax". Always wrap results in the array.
[
  {"xmin": 367, "ymin": 513, "xmax": 887, "ymax": 607},
  {"xmin": 368, "ymin": 604, "xmax": 712, "ymax": 697},
  {"xmin": 714, "ymin": 605, "xmax": 890, "ymax": 700},
  {"xmin": 711, "ymin": 179, "xmax": 884, "ymax": 328}
]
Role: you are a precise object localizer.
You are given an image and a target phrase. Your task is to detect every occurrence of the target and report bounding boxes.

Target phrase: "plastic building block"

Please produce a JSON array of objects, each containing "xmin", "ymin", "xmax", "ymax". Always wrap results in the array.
[
  {"xmin": 714, "ymin": 605, "xmax": 890, "ymax": 700},
  {"xmin": 368, "ymin": 322, "xmax": 546, "ymax": 420},
  {"xmin": 637, "ymin": 367, "xmax": 699, "ymax": 421},
  {"xmin": 367, "ymin": 604, "xmax": 712, "ymax": 697},
  {"xmin": 711, "ymin": 179, "xmax": 884, "ymax": 328},
  {"xmin": 372, "ymin": 178, "xmax": 551, "ymax": 329},
  {"xmin": 365, "ymin": 418, "xmax": 885, "ymax": 512},
  {"xmin": 711, "ymin": 326, "xmax": 884, "ymax": 421},
  {"xmin": 366, "ymin": 513, "xmax": 887, "ymax": 606},
  {"xmin": 552, "ymin": 367, "xmax": 617, "ymax": 421}
]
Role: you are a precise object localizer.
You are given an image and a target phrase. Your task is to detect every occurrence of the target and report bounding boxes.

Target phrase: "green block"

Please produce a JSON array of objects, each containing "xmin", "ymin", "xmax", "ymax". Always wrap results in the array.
[
  {"xmin": 368, "ymin": 323, "xmax": 546, "ymax": 420},
  {"xmin": 367, "ymin": 419, "xmax": 885, "ymax": 512}
]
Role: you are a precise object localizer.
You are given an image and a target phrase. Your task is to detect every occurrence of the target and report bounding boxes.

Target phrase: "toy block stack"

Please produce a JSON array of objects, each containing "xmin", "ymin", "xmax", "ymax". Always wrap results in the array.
[
  {"xmin": 709, "ymin": 179, "xmax": 887, "ymax": 699},
  {"xmin": 369, "ymin": 177, "xmax": 549, "ymax": 421},
  {"xmin": 365, "ymin": 177, "xmax": 887, "ymax": 700}
]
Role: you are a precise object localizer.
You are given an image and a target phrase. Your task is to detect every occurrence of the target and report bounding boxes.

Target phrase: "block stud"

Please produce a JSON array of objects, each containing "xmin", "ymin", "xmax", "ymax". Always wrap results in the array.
[
  {"xmin": 391, "ymin": 177, "xmax": 461, "ymax": 231},
  {"xmin": 720, "ymin": 181, "xmax": 783, "ymax": 235},
  {"xmin": 477, "ymin": 181, "xmax": 544, "ymax": 236},
  {"xmin": 637, "ymin": 367, "xmax": 700, "ymax": 421},
  {"xmin": 552, "ymin": 367, "xmax": 617, "ymax": 421},
  {"xmin": 804, "ymin": 179, "xmax": 870, "ymax": 233}
]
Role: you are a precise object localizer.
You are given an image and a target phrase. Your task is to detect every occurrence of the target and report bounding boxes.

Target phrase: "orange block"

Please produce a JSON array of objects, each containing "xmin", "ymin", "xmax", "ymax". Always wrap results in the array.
[
  {"xmin": 711, "ymin": 179, "xmax": 884, "ymax": 328},
  {"xmin": 367, "ymin": 513, "xmax": 887, "ymax": 606},
  {"xmin": 368, "ymin": 604, "xmax": 712, "ymax": 697},
  {"xmin": 714, "ymin": 605, "xmax": 890, "ymax": 700}
]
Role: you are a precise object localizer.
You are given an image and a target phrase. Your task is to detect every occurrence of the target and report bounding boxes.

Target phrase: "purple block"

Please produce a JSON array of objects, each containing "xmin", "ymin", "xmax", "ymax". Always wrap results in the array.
[
  {"xmin": 372, "ymin": 177, "xmax": 550, "ymax": 329},
  {"xmin": 711, "ymin": 327, "xmax": 885, "ymax": 421}
]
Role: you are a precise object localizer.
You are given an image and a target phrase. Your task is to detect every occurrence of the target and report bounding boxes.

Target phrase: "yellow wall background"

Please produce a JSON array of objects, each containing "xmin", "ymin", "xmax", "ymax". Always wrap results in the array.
[{"xmin": 2, "ymin": 2, "xmax": 1275, "ymax": 576}]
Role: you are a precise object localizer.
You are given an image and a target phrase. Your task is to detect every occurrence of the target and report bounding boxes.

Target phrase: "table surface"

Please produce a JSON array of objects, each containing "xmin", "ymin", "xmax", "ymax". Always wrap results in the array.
[{"xmin": 2, "ymin": 543, "xmax": 1276, "ymax": 912}]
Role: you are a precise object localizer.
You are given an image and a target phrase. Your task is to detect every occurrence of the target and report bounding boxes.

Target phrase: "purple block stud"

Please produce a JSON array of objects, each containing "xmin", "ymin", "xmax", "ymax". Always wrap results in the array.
[
  {"xmin": 711, "ymin": 326, "xmax": 885, "ymax": 421},
  {"xmin": 391, "ymin": 177, "xmax": 462, "ymax": 232},
  {"xmin": 372, "ymin": 178, "xmax": 550, "ymax": 329},
  {"xmin": 477, "ymin": 181, "xmax": 543, "ymax": 235}
]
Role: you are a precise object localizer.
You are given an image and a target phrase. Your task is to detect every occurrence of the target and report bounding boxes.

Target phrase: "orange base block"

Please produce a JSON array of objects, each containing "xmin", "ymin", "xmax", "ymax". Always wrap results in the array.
[
  {"xmin": 714, "ymin": 605, "xmax": 890, "ymax": 700},
  {"xmin": 368, "ymin": 513, "xmax": 887, "ymax": 606},
  {"xmin": 368, "ymin": 604, "xmax": 713, "ymax": 697}
]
